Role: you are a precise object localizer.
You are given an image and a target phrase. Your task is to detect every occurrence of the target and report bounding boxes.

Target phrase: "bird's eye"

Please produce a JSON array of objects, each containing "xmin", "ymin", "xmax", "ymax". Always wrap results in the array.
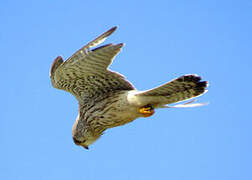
[{"xmin": 73, "ymin": 137, "xmax": 85, "ymax": 145}]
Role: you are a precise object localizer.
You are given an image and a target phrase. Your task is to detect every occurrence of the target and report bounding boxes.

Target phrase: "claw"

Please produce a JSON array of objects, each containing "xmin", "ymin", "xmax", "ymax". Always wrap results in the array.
[{"xmin": 138, "ymin": 105, "xmax": 155, "ymax": 117}]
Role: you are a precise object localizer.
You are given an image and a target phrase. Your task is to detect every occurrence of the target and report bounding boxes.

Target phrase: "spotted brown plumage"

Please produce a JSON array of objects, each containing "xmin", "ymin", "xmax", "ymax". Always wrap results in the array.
[{"xmin": 50, "ymin": 26, "xmax": 208, "ymax": 149}]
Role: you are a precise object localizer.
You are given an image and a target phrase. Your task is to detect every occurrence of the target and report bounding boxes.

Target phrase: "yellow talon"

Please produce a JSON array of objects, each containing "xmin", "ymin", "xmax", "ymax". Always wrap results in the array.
[{"xmin": 138, "ymin": 106, "xmax": 155, "ymax": 117}]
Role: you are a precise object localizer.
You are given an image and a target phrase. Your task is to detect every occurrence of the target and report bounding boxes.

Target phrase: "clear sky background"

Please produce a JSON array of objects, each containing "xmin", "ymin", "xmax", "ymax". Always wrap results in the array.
[{"xmin": 1, "ymin": 0, "xmax": 251, "ymax": 180}]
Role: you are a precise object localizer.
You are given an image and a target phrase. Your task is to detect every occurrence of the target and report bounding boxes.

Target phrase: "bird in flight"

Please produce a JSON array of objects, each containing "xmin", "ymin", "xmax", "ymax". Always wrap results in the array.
[{"xmin": 50, "ymin": 26, "xmax": 208, "ymax": 149}]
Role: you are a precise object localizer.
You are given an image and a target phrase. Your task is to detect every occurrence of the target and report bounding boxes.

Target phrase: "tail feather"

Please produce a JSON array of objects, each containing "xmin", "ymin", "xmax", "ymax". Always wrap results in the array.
[{"xmin": 132, "ymin": 74, "xmax": 208, "ymax": 107}]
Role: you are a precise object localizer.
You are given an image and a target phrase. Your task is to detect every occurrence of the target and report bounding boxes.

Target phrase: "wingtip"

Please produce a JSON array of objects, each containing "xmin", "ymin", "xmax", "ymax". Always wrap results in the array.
[
  {"xmin": 110, "ymin": 26, "xmax": 118, "ymax": 32},
  {"xmin": 118, "ymin": 43, "xmax": 125, "ymax": 47},
  {"xmin": 163, "ymin": 100, "xmax": 209, "ymax": 108},
  {"xmin": 104, "ymin": 26, "xmax": 118, "ymax": 37},
  {"xmin": 50, "ymin": 56, "xmax": 64, "ymax": 77},
  {"xmin": 83, "ymin": 26, "xmax": 118, "ymax": 50}
]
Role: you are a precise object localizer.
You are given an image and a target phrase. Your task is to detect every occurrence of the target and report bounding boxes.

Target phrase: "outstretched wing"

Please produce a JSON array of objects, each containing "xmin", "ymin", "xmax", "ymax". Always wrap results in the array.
[
  {"xmin": 50, "ymin": 27, "xmax": 134, "ymax": 102},
  {"xmin": 128, "ymin": 75, "xmax": 208, "ymax": 108}
]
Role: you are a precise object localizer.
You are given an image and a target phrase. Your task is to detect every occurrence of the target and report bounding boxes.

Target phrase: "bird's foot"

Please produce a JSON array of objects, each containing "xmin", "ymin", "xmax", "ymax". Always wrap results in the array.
[{"xmin": 138, "ymin": 105, "xmax": 155, "ymax": 117}]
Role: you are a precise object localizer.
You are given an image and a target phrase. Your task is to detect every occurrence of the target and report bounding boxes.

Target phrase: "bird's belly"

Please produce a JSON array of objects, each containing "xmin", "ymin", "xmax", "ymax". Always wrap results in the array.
[
  {"xmin": 93, "ymin": 91, "xmax": 140, "ymax": 129},
  {"xmin": 103, "ymin": 102, "xmax": 139, "ymax": 128}
]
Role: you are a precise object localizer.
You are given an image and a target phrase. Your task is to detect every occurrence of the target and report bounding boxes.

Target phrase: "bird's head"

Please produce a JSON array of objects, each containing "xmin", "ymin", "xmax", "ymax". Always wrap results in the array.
[
  {"xmin": 72, "ymin": 116, "xmax": 102, "ymax": 150},
  {"xmin": 72, "ymin": 135, "xmax": 100, "ymax": 150}
]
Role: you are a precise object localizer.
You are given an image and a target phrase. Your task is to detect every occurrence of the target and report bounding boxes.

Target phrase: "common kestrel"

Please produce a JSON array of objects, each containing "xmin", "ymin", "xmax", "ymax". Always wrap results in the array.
[{"xmin": 50, "ymin": 27, "xmax": 208, "ymax": 149}]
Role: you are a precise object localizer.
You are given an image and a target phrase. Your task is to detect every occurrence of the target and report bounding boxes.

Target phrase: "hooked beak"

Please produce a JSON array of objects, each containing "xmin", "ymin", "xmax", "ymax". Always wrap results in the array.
[
  {"xmin": 73, "ymin": 137, "xmax": 89, "ymax": 149},
  {"xmin": 81, "ymin": 144, "xmax": 89, "ymax": 149}
]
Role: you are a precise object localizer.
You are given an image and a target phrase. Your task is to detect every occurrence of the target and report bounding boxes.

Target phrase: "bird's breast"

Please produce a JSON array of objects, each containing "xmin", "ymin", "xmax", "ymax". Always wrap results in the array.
[{"xmin": 90, "ymin": 91, "xmax": 140, "ymax": 129}]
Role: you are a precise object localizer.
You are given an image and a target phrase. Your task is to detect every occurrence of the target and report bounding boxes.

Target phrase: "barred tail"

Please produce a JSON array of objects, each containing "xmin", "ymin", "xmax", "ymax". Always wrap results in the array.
[{"xmin": 129, "ymin": 75, "xmax": 208, "ymax": 108}]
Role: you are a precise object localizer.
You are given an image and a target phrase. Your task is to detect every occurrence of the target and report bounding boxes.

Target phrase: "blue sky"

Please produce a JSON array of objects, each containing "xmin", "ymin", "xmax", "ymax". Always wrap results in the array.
[{"xmin": 1, "ymin": 0, "xmax": 251, "ymax": 179}]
